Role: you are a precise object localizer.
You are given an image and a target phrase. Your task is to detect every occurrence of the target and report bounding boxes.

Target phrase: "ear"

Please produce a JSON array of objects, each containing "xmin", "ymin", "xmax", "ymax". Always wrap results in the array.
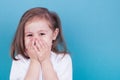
[{"xmin": 53, "ymin": 28, "xmax": 59, "ymax": 40}]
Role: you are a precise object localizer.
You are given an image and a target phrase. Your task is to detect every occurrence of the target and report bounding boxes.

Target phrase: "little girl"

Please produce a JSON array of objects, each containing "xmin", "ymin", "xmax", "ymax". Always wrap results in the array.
[{"xmin": 10, "ymin": 7, "xmax": 72, "ymax": 80}]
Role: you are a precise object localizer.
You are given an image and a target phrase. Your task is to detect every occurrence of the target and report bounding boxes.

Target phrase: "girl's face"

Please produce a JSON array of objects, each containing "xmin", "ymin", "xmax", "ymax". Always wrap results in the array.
[{"xmin": 24, "ymin": 19, "xmax": 59, "ymax": 50}]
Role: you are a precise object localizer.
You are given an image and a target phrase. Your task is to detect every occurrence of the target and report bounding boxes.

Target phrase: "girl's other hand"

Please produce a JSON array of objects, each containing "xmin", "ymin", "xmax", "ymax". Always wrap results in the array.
[
  {"xmin": 26, "ymin": 39, "xmax": 39, "ymax": 62},
  {"xmin": 35, "ymin": 38, "xmax": 51, "ymax": 63}
]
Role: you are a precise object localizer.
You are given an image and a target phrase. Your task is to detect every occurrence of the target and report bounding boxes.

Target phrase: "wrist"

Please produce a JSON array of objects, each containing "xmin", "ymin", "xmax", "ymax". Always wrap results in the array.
[
  {"xmin": 41, "ymin": 58, "xmax": 51, "ymax": 66},
  {"xmin": 30, "ymin": 59, "xmax": 40, "ymax": 66}
]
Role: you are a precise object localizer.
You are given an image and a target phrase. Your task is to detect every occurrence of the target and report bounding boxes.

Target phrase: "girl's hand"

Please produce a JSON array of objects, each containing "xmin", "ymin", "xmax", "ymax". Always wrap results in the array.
[
  {"xmin": 26, "ymin": 39, "xmax": 39, "ymax": 62},
  {"xmin": 34, "ymin": 38, "xmax": 51, "ymax": 63}
]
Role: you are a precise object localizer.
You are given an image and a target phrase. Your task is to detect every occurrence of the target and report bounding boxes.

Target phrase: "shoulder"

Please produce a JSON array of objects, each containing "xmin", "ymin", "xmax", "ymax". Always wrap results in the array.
[
  {"xmin": 11, "ymin": 54, "xmax": 30, "ymax": 68},
  {"xmin": 15, "ymin": 54, "xmax": 30, "ymax": 62},
  {"xmin": 51, "ymin": 52, "xmax": 72, "ymax": 80},
  {"xmin": 51, "ymin": 51, "xmax": 72, "ymax": 65},
  {"xmin": 10, "ymin": 54, "xmax": 30, "ymax": 80}
]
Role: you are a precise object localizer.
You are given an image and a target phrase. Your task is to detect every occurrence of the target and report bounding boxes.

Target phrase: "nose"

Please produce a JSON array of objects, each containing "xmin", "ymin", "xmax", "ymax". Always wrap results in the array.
[
  {"xmin": 33, "ymin": 34, "xmax": 39, "ymax": 40},
  {"xmin": 32, "ymin": 36, "xmax": 38, "ymax": 45},
  {"xmin": 31, "ymin": 36, "xmax": 38, "ymax": 43}
]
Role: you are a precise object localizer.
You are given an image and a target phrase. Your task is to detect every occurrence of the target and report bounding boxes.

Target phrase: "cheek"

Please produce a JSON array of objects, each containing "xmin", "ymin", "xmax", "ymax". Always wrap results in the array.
[{"xmin": 24, "ymin": 38, "xmax": 31, "ymax": 48}]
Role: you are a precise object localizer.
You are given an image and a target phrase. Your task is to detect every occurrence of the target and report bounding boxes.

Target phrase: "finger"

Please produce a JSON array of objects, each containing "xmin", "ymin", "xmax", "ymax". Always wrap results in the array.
[
  {"xmin": 41, "ymin": 39, "xmax": 50, "ymax": 49},
  {"xmin": 36, "ymin": 39, "xmax": 43, "ymax": 49},
  {"xmin": 30, "ymin": 40, "xmax": 38, "ymax": 57},
  {"xmin": 40, "ymin": 39, "xmax": 50, "ymax": 52},
  {"xmin": 32, "ymin": 42, "xmax": 39, "ymax": 53},
  {"xmin": 41, "ymin": 40, "xmax": 51, "ymax": 55}
]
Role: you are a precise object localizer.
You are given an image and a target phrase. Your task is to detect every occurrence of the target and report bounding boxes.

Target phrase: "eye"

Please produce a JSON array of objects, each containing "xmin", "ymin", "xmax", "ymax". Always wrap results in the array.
[
  {"xmin": 26, "ymin": 34, "xmax": 33, "ymax": 37},
  {"xmin": 40, "ymin": 33, "xmax": 46, "ymax": 36}
]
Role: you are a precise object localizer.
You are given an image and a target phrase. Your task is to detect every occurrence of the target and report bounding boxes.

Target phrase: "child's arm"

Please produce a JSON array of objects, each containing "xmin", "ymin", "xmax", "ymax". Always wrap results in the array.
[
  {"xmin": 24, "ymin": 39, "xmax": 41, "ymax": 80},
  {"xmin": 24, "ymin": 60, "xmax": 41, "ymax": 80},
  {"xmin": 41, "ymin": 58, "xmax": 58, "ymax": 80}
]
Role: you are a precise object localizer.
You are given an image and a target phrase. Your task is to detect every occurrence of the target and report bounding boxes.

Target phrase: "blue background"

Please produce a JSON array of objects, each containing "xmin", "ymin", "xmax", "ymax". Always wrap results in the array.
[{"xmin": 0, "ymin": 0, "xmax": 120, "ymax": 80}]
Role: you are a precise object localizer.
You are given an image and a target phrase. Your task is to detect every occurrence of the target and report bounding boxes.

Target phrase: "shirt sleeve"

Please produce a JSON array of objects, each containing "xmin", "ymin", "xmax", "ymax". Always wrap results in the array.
[
  {"xmin": 9, "ymin": 55, "xmax": 28, "ymax": 80},
  {"xmin": 56, "ymin": 54, "xmax": 72, "ymax": 80}
]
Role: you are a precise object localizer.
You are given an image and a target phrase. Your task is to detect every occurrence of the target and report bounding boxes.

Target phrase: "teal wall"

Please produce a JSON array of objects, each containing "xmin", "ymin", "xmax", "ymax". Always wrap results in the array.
[{"xmin": 0, "ymin": 0, "xmax": 120, "ymax": 80}]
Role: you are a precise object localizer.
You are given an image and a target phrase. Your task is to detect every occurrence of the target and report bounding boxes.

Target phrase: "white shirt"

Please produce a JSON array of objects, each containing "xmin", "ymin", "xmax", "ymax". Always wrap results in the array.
[{"xmin": 10, "ymin": 51, "xmax": 72, "ymax": 80}]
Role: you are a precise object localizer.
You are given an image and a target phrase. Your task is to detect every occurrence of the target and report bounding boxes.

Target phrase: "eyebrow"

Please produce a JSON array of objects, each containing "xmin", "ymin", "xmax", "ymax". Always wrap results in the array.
[
  {"xmin": 25, "ymin": 30, "xmax": 48, "ymax": 34},
  {"xmin": 38, "ymin": 30, "xmax": 48, "ymax": 33}
]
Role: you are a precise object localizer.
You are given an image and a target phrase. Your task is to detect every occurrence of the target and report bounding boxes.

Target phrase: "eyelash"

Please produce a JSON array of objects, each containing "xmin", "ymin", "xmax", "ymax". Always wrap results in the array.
[
  {"xmin": 26, "ymin": 34, "xmax": 32, "ymax": 37},
  {"xmin": 40, "ymin": 33, "xmax": 45, "ymax": 35},
  {"xmin": 26, "ymin": 33, "xmax": 46, "ymax": 37}
]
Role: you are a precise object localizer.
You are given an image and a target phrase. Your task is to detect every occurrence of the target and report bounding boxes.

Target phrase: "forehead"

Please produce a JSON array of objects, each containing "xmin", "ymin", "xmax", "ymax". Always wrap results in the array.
[{"xmin": 25, "ymin": 19, "xmax": 52, "ymax": 32}]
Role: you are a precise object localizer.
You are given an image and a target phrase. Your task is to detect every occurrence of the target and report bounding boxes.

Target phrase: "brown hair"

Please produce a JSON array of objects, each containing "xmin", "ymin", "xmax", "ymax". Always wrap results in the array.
[{"xmin": 11, "ymin": 7, "xmax": 68, "ymax": 60}]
